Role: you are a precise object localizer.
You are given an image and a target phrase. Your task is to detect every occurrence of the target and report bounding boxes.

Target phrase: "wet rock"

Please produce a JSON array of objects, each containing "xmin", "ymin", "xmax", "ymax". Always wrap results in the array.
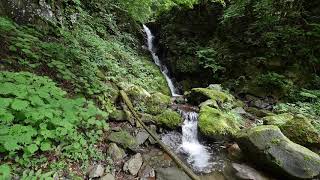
[
  {"xmin": 136, "ymin": 130, "xmax": 150, "ymax": 146},
  {"xmin": 107, "ymin": 143, "xmax": 126, "ymax": 161},
  {"xmin": 108, "ymin": 130, "xmax": 138, "ymax": 150},
  {"xmin": 227, "ymin": 143, "xmax": 243, "ymax": 161},
  {"xmin": 100, "ymin": 173, "xmax": 115, "ymax": 180},
  {"xmin": 245, "ymin": 107, "xmax": 271, "ymax": 118},
  {"xmin": 123, "ymin": 153, "xmax": 143, "ymax": 176},
  {"xmin": 200, "ymin": 171, "xmax": 226, "ymax": 180},
  {"xmin": 198, "ymin": 105, "xmax": 240, "ymax": 139},
  {"xmin": 89, "ymin": 164, "xmax": 104, "ymax": 178},
  {"xmin": 236, "ymin": 125, "xmax": 320, "ymax": 179},
  {"xmin": 156, "ymin": 167, "xmax": 191, "ymax": 180},
  {"xmin": 224, "ymin": 163, "xmax": 270, "ymax": 180},
  {"xmin": 155, "ymin": 109, "xmax": 182, "ymax": 129}
]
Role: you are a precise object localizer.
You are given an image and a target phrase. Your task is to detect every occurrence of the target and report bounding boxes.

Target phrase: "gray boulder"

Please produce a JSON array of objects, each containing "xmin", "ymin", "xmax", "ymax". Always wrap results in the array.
[
  {"xmin": 123, "ymin": 153, "xmax": 143, "ymax": 176},
  {"xmin": 236, "ymin": 125, "xmax": 320, "ymax": 179},
  {"xmin": 89, "ymin": 164, "xmax": 104, "ymax": 178}
]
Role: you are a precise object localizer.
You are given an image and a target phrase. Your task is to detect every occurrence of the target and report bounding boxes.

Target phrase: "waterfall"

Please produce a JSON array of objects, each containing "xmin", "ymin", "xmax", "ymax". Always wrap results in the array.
[
  {"xmin": 143, "ymin": 25, "xmax": 215, "ymax": 173},
  {"xmin": 143, "ymin": 25, "xmax": 181, "ymax": 97},
  {"xmin": 179, "ymin": 110, "xmax": 212, "ymax": 172}
]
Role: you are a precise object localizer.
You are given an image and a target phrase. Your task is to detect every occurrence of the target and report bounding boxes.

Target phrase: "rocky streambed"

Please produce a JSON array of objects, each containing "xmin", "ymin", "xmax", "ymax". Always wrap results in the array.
[{"xmin": 87, "ymin": 83, "xmax": 320, "ymax": 180}]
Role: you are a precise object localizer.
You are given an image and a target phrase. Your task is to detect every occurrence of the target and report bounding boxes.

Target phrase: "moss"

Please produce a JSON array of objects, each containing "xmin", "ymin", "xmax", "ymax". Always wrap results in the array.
[
  {"xmin": 108, "ymin": 130, "xmax": 138, "ymax": 149},
  {"xmin": 145, "ymin": 92, "xmax": 171, "ymax": 115},
  {"xmin": 198, "ymin": 106, "xmax": 240, "ymax": 139},
  {"xmin": 187, "ymin": 87, "xmax": 234, "ymax": 105},
  {"xmin": 155, "ymin": 109, "xmax": 182, "ymax": 129},
  {"xmin": 263, "ymin": 113, "xmax": 294, "ymax": 126},
  {"xmin": 280, "ymin": 115, "xmax": 320, "ymax": 148}
]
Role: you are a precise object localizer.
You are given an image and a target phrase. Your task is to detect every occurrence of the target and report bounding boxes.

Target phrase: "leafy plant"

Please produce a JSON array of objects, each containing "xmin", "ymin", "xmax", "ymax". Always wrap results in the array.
[{"xmin": 0, "ymin": 71, "xmax": 108, "ymax": 162}]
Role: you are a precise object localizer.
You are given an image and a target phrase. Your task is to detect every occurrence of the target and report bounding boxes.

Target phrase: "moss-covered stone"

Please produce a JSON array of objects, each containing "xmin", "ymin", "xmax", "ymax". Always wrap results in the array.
[
  {"xmin": 280, "ymin": 115, "xmax": 320, "ymax": 149},
  {"xmin": 109, "ymin": 110, "xmax": 129, "ymax": 121},
  {"xmin": 145, "ymin": 92, "xmax": 172, "ymax": 115},
  {"xmin": 187, "ymin": 87, "xmax": 233, "ymax": 105},
  {"xmin": 263, "ymin": 113, "xmax": 294, "ymax": 126},
  {"xmin": 198, "ymin": 106, "xmax": 240, "ymax": 139},
  {"xmin": 155, "ymin": 109, "xmax": 182, "ymax": 129},
  {"xmin": 236, "ymin": 125, "xmax": 320, "ymax": 179},
  {"xmin": 108, "ymin": 130, "xmax": 138, "ymax": 150},
  {"xmin": 124, "ymin": 84, "xmax": 151, "ymax": 104}
]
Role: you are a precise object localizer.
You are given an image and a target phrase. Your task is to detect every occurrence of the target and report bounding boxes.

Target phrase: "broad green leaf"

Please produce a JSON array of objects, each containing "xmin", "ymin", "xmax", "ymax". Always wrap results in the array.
[{"xmin": 11, "ymin": 99, "xmax": 30, "ymax": 111}]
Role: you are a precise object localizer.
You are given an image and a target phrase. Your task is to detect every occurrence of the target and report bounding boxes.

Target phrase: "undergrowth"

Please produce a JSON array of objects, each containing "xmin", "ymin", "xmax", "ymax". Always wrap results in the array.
[{"xmin": 0, "ymin": 71, "xmax": 108, "ymax": 178}]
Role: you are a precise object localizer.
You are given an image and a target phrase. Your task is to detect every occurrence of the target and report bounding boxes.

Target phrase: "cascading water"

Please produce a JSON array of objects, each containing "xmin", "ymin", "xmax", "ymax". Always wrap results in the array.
[
  {"xmin": 143, "ymin": 25, "xmax": 223, "ymax": 173},
  {"xmin": 143, "ymin": 25, "xmax": 181, "ymax": 97},
  {"xmin": 179, "ymin": 110, "xmax": 212, "ymax": 172}
]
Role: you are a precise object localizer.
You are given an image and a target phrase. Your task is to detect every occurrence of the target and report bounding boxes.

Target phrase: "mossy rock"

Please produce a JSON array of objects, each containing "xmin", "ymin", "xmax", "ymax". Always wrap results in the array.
[
  {"xmin": 108, "ymin": 130, "xmax": 138, "ymax": 150},
  {"xmin": 109, "ymin": 110, "xmax": 129, "ymax": 121},
  {"xmin": 236, "ymin": 125, "xmax": 320, "ymax": 179},
  {"xmin": 124, "ymin": 84, "xmax": 151, "ymax": 105},
  {"xmin": 280, "ymin": 115, "xmax": 320, "ymax": 149},
  {"xmin": 155, "ymin": 110, "xmax": 182, "ymax": 129},
  {"xmin": 263, "ymin": 113, "xmax": 294, "ymax": 126},
  {"xmin": 198, "ymin": 106, "xmax": 240, "ymax": 139},
  {"xmin": 145, "ymin": 92, "xmax": 172, "ymax": 115},
  {"xmin": 186, "ymin": 87, "xmax": 233, "ymax": 105}
]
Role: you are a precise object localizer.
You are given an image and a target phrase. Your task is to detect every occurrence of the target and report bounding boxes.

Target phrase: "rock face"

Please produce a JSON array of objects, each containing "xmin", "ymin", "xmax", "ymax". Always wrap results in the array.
[
  {"xmin": 123, "ymin": 153, "xmax": 143, "ymax": 176},
  {"xmin": 146, "ymin": 92, "xmax": 171, "ymax": 115},
  {"xmin": 156, "ymin": 167, "xmax": 191, "ymax": 180},
  {"xmin": 108, "ymin": 130, "xmax": 138, "ymax": 150},
  {"xmin": 236, "ymin": 125, "xmax": 320, "ymax": 179},
  {"xmin": 198, "ymin": 105, "xmax": 240, "ymax": 139},
  {"xmin": 107, "ymin": 143, "xmax": 126, "ymax": 161}
]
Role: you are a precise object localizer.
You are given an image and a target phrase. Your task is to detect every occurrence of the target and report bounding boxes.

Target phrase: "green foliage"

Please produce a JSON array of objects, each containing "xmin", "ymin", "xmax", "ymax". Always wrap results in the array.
[
  {"xmin": 196, "ymin": 48, "xmax": 224, "ymax": 73},
  {"xmin": 20, "ymin": 170, "xmax": 55, "ymax": 180},
  {"xmin": 0, "ymin": 71, "xmax": 108, "ymax": 164},
  {"xmin": 256, "ymin": 72, "xmax": 293, "ymax": 95},
  {"xmin": 0, "ymin": 164, "xmax": 11, "ymax": 180}
]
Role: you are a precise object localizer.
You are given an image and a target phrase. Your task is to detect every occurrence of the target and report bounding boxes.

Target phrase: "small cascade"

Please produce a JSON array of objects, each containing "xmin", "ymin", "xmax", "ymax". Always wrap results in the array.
[
  {"xmin": 143, "ymin": 25, "xmax": 181, "ymax": 97},
  {"xmin": 179, "ymin": 110, "xmax": 212, "ymax": 172}
]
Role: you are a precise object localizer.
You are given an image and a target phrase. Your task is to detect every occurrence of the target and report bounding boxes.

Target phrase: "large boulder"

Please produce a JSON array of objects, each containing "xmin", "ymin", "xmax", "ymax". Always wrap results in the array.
[
  {"xmin": 155, "ymin": 109, "xmax": 182, "ymax": 129},
  {"xmin": 264, "ymin": 114, "xmax": 320, "ymax": 149},
  {"xmin": 186, "ymin": 87, "xmax": 233, "ymax": 105},
  {"xmin": 236, "ymin": 125, "xmax": 320, "ymax": 179},
  {"xmin": 280, "ymin": 115, "xmax": 320, "ymax": 149},
  {"xmin": 198, "ymin": 106, "xmax": 240, "ymax": 139},
  {"xmin": 145, "ymin": 92, "xmax": 171, "ymax": 115}
]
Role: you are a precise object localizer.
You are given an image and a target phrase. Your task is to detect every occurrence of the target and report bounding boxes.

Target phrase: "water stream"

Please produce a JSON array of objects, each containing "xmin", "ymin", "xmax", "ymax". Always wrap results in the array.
[
  {"xmin": 143, "ymin": 25, "xmax": 181, "ymax": 97},
  {"xmin": 143, "ymin": 25, "xmax": 223, "ymax": 173}
]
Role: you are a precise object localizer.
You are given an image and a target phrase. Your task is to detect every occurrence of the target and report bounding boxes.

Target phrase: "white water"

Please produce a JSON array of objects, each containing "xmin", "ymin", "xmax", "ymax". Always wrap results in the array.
[
  {"xmin": 179, "ymin": 110, "xmax": 212, "ymax": 172},
  {"xmin": 143, "ymin": 25, "xmax": 181, "ymax": 97}
]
